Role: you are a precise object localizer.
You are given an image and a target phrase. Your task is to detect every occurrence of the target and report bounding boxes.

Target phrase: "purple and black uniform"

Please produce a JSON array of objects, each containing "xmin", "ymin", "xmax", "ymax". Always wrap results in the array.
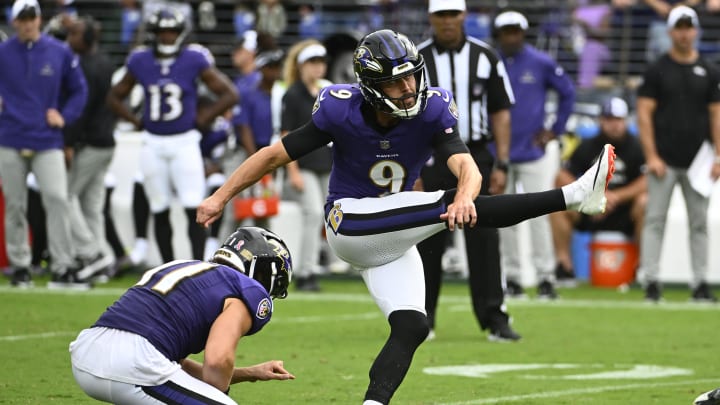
[
  {"xmin": 280, "ymin": 84, "xmax": 468, "ymax": 239},
  {"xmin": 95, "ymin": 260, "xmax": 272, "ymax": 362},
  {"xmin": 282, "ymin": 84, "xmax": 467, "ymax": 203}
]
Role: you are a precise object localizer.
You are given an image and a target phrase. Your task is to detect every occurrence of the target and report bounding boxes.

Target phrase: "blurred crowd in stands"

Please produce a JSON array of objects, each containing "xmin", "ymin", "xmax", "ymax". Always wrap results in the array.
[{"xmin": 3, "ymin": 1, "xmax": 720, "ymax": 90}]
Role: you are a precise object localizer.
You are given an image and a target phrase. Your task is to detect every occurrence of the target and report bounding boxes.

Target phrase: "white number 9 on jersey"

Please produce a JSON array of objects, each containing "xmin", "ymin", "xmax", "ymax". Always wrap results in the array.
[{"xmin": 370, "ymin": 160, "xmax": 406, "ymax": 194}]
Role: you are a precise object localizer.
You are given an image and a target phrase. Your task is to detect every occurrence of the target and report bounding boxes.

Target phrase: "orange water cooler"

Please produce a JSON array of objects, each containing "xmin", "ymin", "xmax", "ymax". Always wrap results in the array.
[{"xmin": 589, "ymin": 231, "xmax": 638, "ymax": 287}]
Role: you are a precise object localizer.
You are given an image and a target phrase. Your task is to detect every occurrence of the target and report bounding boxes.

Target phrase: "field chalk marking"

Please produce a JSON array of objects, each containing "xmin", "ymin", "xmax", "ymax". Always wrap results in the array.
[
  {"xmin": 2, "ymin": 286, "xmax": 719, "ymax": 312},
  {"xmin": 0, "ymin": 331, "xmax": 76, "ymax": 342},
  {"xmin": 435, "ymin": 378, "xmax": 719, "ymax": 405},
  {"xmin": 0, "ymin": 313, "xmax": 380, "ymax": 342}
]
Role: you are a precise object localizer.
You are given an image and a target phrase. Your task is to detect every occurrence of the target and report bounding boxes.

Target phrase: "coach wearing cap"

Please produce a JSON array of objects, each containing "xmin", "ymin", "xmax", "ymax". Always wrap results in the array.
[
  {"xmin": 416, "ymin": 0, "xmax": 521, "ymax": 342},
  {"xmin": 0, "ymin": 0, "xmax": 89, "ymax": 288},
  {"xmin": 552, "ymin": 97, "xmax": 646, "ymax": 286},
  {"xmin": 636, "ymin": 5, "xmax": 720, "ymax": 302}
]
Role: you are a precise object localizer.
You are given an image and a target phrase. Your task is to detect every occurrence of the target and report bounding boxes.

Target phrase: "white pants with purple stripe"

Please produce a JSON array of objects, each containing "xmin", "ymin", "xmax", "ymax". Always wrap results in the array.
[
  {"xmin": 70, "ymin": 327, "xmax": 235, "ymax": 404},
  {"xmin": 325, "ymin": 191, "xmax": 448, "ymax": 318}
]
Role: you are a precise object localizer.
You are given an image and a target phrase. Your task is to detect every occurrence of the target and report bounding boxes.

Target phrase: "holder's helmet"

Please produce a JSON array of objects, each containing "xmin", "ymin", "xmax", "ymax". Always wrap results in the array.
[
  {"xmin": 212, "ymin": 227, "xmax": 293, "ymax": 299},
  {"xmin": 147, "ymin": 8, "xmax": 188, "ymax": 57},
  {"xmin": 353, "ymin": 29, "xmax": 428, "ymax": 119}
]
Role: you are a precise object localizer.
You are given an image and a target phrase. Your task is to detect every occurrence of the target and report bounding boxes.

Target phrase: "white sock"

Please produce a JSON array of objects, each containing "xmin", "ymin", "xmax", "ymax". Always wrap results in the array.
[
  {"xmin": 363, "ymin": 401, "xmax": 384, "ymax": 405},
  {"xmin": 561, "ymin": 182, "xmax": 582, "ymax": 209}
]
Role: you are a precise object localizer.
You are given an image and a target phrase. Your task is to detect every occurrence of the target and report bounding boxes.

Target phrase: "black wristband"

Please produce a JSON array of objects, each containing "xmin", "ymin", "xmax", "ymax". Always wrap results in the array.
[{"xmin": 493, "ymin": 159, "xmax": 510, "ymax": 173}]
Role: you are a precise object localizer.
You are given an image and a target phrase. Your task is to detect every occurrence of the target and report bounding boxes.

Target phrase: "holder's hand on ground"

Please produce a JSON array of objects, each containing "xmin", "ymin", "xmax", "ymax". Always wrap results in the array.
[
  {"xmin": 197, "ymin": 195, "xmax": 225, "ymax": 228},
  {"xmin": 243, "ymin": 360, "xmax": 295, "ymax": 382}
]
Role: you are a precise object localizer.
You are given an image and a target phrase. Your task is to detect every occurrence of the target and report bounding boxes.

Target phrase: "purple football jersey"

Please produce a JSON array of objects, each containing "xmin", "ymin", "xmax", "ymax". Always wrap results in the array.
[
  {"xmin": 311, "ymin": 84, "xmax": 459, "ymax": 203},
  {"xmin": 128, "ymin": 44, "xmax": 213, "ymax": 135},
  {"xmin": 94, "ymin": 260, "xmax": 272, "ymax": 362}
]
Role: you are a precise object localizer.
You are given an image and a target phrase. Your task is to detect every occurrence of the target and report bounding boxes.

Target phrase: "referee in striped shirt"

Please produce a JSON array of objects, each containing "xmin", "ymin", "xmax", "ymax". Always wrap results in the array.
[{"xmin": 416, "ymin": 0, "xmax": 520, "ymax": 341}]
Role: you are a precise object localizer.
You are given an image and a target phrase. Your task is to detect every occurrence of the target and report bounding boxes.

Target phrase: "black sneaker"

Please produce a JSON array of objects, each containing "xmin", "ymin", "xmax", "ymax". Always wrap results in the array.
[
  {"xmin": 488, "ymin": 323, "xmax": 522, "ymax": 342},
  {"xmin": 695, "ymin": 388, "xmax": 720, "ymax": 405},
  {"xmin": 295, "ymin": 274, "xmax": 321, "ymax": 292},
  {"xmin": 10, "ymin": 267, "xmax": 33, "ymax": 288},
  {"xmin": 644, "ymin": 282, "xmax": 662, "ymax": 302},
  {"xmin": 75, "ymin": 254, "xmax": 114, "ymax": 282},
  {"xmin": 555, "ymin": 264, "xmax": 577, "ymax": 288},
  {"xmin": 537, "ymin": 280, "xmax": 558, "ymax": 300},
  {"xmin": 505, "ymin": 280, "xmax": 526, "ymax": 298},
  {"xmin": 47, "ymin": 267, "xmax": 92, "ymax": 291},
  {"xmin": 691, "ymin": 282, "xmax": 718, "ymax": 303}
]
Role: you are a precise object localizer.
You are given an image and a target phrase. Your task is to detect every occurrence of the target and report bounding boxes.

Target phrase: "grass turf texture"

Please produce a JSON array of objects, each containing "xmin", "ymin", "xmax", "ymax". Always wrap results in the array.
[{"xmin": 0, "ymin": 275, "xmax": 717, "ymax": 404}]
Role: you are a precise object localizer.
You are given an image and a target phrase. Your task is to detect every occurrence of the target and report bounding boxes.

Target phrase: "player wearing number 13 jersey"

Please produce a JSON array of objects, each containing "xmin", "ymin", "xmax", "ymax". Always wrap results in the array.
[
  {"xmin": 108, "ymin": 8, "xmax": 238, "ymax": 264},
  {"xmin": 198, "ymin": 29, "xmax": 615, "ymax": 404}
]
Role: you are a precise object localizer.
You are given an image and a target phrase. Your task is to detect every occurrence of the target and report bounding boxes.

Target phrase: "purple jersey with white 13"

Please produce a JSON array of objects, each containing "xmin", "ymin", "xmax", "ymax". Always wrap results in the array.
[{"xmin": 128, "ymin": 44, "xmax": 212, "ymax": 135}]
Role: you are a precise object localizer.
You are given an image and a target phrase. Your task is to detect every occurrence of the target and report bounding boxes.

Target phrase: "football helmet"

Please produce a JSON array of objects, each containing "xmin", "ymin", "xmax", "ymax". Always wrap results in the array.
[
  {"xmin": 147, "ymin": 7, "xmax": 188, "ymax": 57},
  {"xmin": 212, "ymin": 227, "xmax": 293, "ymax": 299},
  {"xmin": 353, "ymin": 29, "xmax": 428, "ymax": 119}
]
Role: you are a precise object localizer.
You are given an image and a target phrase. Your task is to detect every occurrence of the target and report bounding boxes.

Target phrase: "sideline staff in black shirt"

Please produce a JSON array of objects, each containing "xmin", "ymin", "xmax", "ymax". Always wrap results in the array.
[{"xmin": 636, "ymin": 5, "xmax": 720, "ymax": 302}]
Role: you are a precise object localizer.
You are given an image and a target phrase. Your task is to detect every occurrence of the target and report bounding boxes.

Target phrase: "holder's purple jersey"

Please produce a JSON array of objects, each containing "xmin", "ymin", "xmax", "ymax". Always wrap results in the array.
[
  {"xmin": 94, "ymin": 260, "xmax": 272, "ymax": 362},
  {"xmin": 127, "ymin": 45, "xmax": 213, "ymax": 135},
  {"xmin": 309, "ymin": 84, "xmax": 462, "ymax": 203}
]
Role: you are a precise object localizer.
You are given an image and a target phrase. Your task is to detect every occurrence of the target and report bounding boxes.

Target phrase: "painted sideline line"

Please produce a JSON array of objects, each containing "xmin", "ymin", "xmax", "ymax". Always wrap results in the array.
[
  {"xmin": 436, "ymin": 378, "xmax": 719, "ymax": 405},
  {"xmin": 449, "ymin": 298, "xmax": 720, "ymax": 312},
  {"xmin": 0, "ymin": 312, "xmax": 381, "ymax": 342},
  {"xmin": 2, "ymin": 286, "xmax": 718, "ymax": 311}
]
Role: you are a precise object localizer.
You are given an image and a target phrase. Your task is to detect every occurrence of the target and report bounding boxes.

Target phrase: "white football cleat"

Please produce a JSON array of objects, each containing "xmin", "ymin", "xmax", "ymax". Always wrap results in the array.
[{"xmin": 568, "ymin": 143, "xmax": 616, "ymax": 215}]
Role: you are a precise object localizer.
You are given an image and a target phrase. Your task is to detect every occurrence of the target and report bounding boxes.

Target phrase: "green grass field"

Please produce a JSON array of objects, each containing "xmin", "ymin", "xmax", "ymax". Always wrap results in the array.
[{"xmin": 1, "ymin": 274, "xmax": 718, "ymax": 404}]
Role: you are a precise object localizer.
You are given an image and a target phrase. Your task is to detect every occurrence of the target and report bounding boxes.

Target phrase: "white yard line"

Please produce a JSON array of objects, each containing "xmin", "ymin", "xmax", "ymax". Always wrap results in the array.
[
  {"xmin": 276, "ymin": 312, "xmax": 380, "ymax": 323},
  {"xmin": 435, "ymin": 378, "xmax": 719, "ymax": 405},
  {"xmin": 448, "ymin": 298, "xmax": 720, "ymax": 312},
  {"xmin": 0, "ymin": 286, "xmax": 127, "ymax": 296},
  {"xmin": 1, "ymin": 286, "xmax": 719, "ymax": 311},
  {"xmin": 0, "ymin": 331, "xmax": 77, "ymax": 341},
  {"xmin": 0, "ymin": 312, "xmax": 381, "ymax": 342}
]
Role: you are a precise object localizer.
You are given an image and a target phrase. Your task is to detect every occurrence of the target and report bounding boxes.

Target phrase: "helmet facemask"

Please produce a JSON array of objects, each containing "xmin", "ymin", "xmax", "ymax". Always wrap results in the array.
[
  {"xmin": 246, "ymin": 257, "xmax": 290, "ymax": 299},
  {"xmin": 354, "ymin": 29, "xmax": 429, "ymax": 120},
  {"xmin": 359, "ymin": 61, "xmax": 428, "ymax": 120},
  {"xmin": 155, "ymin": 29, "xmax": 187, "ymax": 57},
  {"xmin": 148, "ymin": 9, "xmax": 188, "ymax": 57}
]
